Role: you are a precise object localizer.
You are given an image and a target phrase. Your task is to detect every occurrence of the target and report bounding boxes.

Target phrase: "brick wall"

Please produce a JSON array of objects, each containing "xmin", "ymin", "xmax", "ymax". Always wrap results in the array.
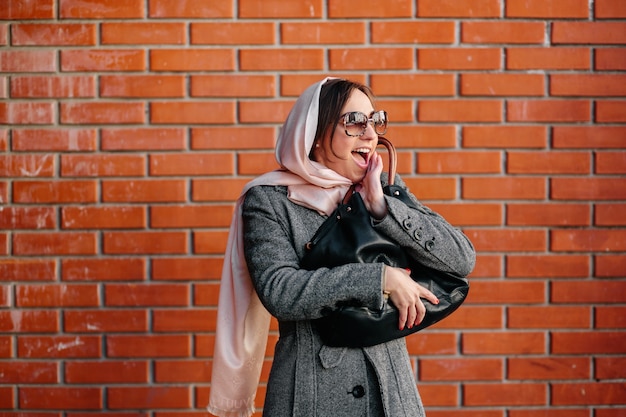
[{"xmin": 1, "ymin": 0, "xmax": 625, "ymax": 415}]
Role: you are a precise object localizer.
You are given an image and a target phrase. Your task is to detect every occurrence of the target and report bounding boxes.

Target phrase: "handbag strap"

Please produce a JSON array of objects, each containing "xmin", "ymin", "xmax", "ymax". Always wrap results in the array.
[{"xmin": 340, "ymin": 137, "xmax": 397, "ymax": 205}]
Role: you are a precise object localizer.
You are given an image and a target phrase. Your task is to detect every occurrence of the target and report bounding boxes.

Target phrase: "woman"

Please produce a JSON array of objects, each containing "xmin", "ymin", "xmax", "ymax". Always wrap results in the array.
[{"xmin": 208, "ymin": 78, "xmax": 475, "ymax": 417}]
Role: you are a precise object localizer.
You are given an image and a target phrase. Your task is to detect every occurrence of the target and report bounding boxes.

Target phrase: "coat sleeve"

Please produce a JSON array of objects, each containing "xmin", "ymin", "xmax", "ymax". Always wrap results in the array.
[
  {"xmin": 242, "ymin": 185, "xmax": 386, "ymax": 322},
  {"xmin": 374, "ymin": 175, "xmax": 476, "ymax": 277}
]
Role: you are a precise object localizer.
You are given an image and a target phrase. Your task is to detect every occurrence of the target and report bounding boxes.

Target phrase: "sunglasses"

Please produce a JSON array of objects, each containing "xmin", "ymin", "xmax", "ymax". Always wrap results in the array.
[{"xmin": 340, "ymin": 110, "xmax": 388, "ymax": 137}]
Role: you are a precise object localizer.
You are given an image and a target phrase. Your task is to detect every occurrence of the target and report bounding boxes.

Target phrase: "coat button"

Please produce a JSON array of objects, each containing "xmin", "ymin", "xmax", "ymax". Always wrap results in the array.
[
  {"xmin": 402, "ymin": 219, "xmax": 413, "ymax": 230},
  {"xmin": 349, "ymin": 385, "xmax": 365, "ymax": 398},
  {"xmin": 413, "ymin": 229, "xmax": 422, "ymax": 241},
  {"xmin": 425, "ymin": 239, "xmax": 435, "ymax": 251}
]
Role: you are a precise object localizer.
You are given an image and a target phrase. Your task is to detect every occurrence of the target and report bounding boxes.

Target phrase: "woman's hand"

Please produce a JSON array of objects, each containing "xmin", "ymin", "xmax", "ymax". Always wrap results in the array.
[
  {"xmin": 384, "ymin": 266, "xmax": 440, "ymax": 330},
  {"xmin": 356, "ymin": 151, "xmax": 387, "ymax": 220}
]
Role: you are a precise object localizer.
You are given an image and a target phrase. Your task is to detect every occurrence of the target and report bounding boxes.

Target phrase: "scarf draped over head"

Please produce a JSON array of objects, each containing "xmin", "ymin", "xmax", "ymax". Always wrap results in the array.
[{"xmin": 208, "ymin": 77, "xmax": 353, "ymax": 417}]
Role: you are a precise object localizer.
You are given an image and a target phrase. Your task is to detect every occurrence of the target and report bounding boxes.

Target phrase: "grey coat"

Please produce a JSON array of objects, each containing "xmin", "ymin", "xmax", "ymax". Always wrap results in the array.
[{"xmin": 242, "ymin": 174, "xmax": 475, "ymax": 417}]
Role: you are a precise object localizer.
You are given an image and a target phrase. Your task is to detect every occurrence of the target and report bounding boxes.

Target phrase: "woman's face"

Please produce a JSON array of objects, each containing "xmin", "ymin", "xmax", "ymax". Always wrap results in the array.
[{"xmin": 312, "ymin": 89, "xmax": 379, "ymax": 183}]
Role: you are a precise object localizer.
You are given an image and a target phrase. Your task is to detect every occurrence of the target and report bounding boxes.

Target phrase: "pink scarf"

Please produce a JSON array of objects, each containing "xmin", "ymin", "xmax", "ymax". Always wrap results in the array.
[{"xmin": 208, "ymin": 78, "xmax": 353, "ymax": 417}]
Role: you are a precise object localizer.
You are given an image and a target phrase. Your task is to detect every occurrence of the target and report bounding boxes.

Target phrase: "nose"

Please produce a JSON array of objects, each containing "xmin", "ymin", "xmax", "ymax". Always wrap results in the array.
[{"xmin": 362, "ymin": 120, "xmax": 378, "ymax": 139}]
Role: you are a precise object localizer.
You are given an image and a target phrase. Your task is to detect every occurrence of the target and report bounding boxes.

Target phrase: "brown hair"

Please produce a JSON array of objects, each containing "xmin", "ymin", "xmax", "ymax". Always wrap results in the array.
[{"xmin": 311, "ymin": 79, "xmax": 376, "ymax": 160}]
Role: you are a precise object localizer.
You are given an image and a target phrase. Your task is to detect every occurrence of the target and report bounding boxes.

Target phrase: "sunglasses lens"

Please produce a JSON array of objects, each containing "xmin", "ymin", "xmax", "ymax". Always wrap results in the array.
[
  {"xmin": 344, "ymin": 112, "xmax": 368, "ymax": 136},
  {"xmin": 373, "ymin": 111, "xmax": 387, "ymax": 134}
]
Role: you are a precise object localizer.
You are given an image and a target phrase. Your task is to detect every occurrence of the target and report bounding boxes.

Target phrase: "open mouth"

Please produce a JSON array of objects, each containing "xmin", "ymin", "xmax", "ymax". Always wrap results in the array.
[{"xmin": 352, "ymin": 147, "xmax": 371, "ymax": 166}]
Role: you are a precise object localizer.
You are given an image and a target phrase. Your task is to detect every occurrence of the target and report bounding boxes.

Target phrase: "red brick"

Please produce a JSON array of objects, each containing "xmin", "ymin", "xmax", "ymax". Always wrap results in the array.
[
  {"xmin": 462, "ymin": 126, "xmax": 546, "ymax": 148},
  {"xmin": 371, "ymin": 74, "xmax": 455, "ymax": 96},
  {"xmin": 65, "ymin": 360, "xmax": 149, "ymax": 384},
  {"xmin": 507, "ymin": 100, "xmax": 590, "ymax": 123},
  {"xmin": 0, "ymin": 0, "xmax": 54, "ymax": 19},
  {"xmin": 60, "ymin": 0, "xmax": 143, "ymax": 18},
  {"xmin": 108, "ymin": 386, "xmax": 191, "ymax": 410},
  {"xmin": 419, "ymin": 384, "xmax": 458, "ymax": 406},
  {"xmin": 61, "ymin": 49, "xmax": 145, "ymax": 71},
  {"xmin": 428, "ymin": 203, "xmax": 502, "ymax": 226},
  {"xmin": 552, "ymin": 332, "xmax": 626, "ymax": 355},
  {"xmin": 0, "ymin": 102, "xmax": 55, "ymax": 124},
  {"xmin": 329, "ymin": 48, "xmax": 413, "ymax": 70},
  {"xmin": 429, "ymin": 411, "xmax": 503, "ymax": 417},
  {"xmin": 596, "ymin": 0, "xmax": 626, "ymax": 18},
  {"xmin": 192, "ymin": 22, "xmax": 274, "ymax": 45},
  {"xmin": 329, "ymin": 0, "xmax": 410, "ymax": 17},
  {"xmin": 238, "ymin": 152, "xmax": 280, "ymax": 175},
  {"xmin": 552, "ymin": 22, "xmax": 626, "ymax": 45},
  {"xmin": 0, "ymin": 310, "xmax": 58, "ymax": 333},
  {"xmin": 0, "ymin": 154, "xmax": 54, "ymax": 177},
  {"xmin": 371, "ymin": 21, "xmax": 455, "ymax": 44},
  {"xmin": 102, "ymin": 22, "xmax": 185, "ymax": 45},
  {"xmin": 150, "ymin": 101, "xmax": 235, "ymax": 124},
  {"xmin": 507, "ymin": 254, "xmax": 590, "ymax": 278},
  {"xmin": 596, "ymin": 306, "xmax": 626, "ymax": 329},
  {"xmin": 151, "ymin": 205, "xmax": 232, "ymax": 228},
  {"xmin": 191, "ymin": 178, "xmax": 248, "ymax": 202},
  {"xmin": 0, "ymin": 361, "xmax": 58, "ymax": 383},
  {"xmin": 417, "ymin": 0, "xmax": 500, "ymax": 17},
  {"xmin": 280, "ymin": 74, "xmax": 366, "ymax": 96},
  {"xmin": 595, "ymin": 255, "xmax": 626, "ymax": 277},
  {"xmin": 12, "ymin": 128, "xmax": 96, "ymax": 152},
  {"xmin": 596, "ymin": 152, "xmax": 626, "ymax": 175},
  {"xmin": 461, "ymin": 73, "xmax": 545, "ymax": 96},
  {"xmin": 0, "ymin": 259, "xmax": 56, "ymax": 282},
  {"xmin": 244, "ymin": 48, "xmax": 325, "ymax": 71},
  {"xmin": 238, "ymin": 100, "xmax": 295, "ymax": 124},
  {"xmin": 464, "ymin": 383, "xmax": 547, "ymax": 406},
  {"xmin": 508, "ymin": 306, "xmax": 591, "ymax": 329},
  {"xmin": 462, "ymin": 22, "xmax": 546, "ymax": 44},
  {"xmin": 596, "ymin": 48, "xmax": 626, "ymax": 71},
  {"xmin": 282, "ymin": 22, "xmax": 364, "ymax": 44},
  {"xmin": 470, "ymin": 255, "xmax": 502, "ymax": 278},
  {"xmin": 552, "ymin": 178, "xmax": 626, "ymax": 200},
  {"xmin": 194, "ymin": 231, "xmax": 230, "ymax": 254},
  {"xmin": 507, "ymin": 47, "xmax": 590, "ymax": 70},
  {"xmin": 597, "ymin": 100, "xmax": 626, "ymax": 123},
  {"xmin": 155, "ymin": 360, "xmax": 211, "ymax": 382},
  {"xmin": 105, "ymin": 283, "xmax": 189, "ymax": 307},
  {"xmin": 101, "ymin": 128, "xmax": 185, "ymax": 151},
  {"xmin": 420, "ymin": 358, "xmax": 502, "ymax": 381},
  {"xmin": 419, "ymin": 100, "xmax": 502, "ymax": 122},
  {"xmin": 553, "ymin": 126, "xmax": 626, "ymax": 149},
  {"xmin": 64, "ymin": 310, "xmax": 148, "ymax": 333},
  {"xmin": 103, "ymin": 231, "xmax": 188, "ymax": 255},
  {"xmin": 191, "ymin": 127, "xmax": 275, "ymax": 151},
  {"xmin": 507, "ymin": 203, "xmax": 590, "ymax": 227},
  {"xmin": 0, "ymin": 50, "xmax": 56, "ymax": 72},
  {"xmin": 12, "ymin": 23, "xmax": 96, "ymax": 46},
  {"xmin": 13, "ymin": 232, "xmax": 97, "ymax": 256},
  {"xmin": 62, "ymin": 258, "xmax": 146, "ymax": 282},
  {"xmin": 596, "ymin": 356, "xmax": 626, "ymax": 380},
  {"xmin": 107, "ymin": 334, "xmax": 191, "ymax": 358},
  {"xmin": 377, "ymin": 99, "xmax": 415, "ymax": 122},
  {"xmin": 434, "ymin": 305, "xmax": 503, "ymax": 329},
  {"xmin": 552, "ymin": 230, "xmax": 626, "ymax": 252},
  {"xmin": 551, "ymin": 281, "xmax": 626, "ymax": 304},
  {"xmin": 100, "ymin": 75, "xmax": 185, "ymax": 98},
  {"xmin": 19, "ymin": 387, "xmax": 102, "ymax": 410},
  {"xmin": 240, "ymin": 0, "xmax": 322, "ymax": 17},
  {"xmin": 508, "ymin": 357, "xmax": 590, "ymax": 380},
  {"xmin": 61, "ymin": 206, "xmax": 146, "ymax": 229},
  {"xmin": 61, "ymin": 102, "xmax": 145, "ymax": 124},
  {"xmin": 0, "ymin": 206, "xmax": 55, "ymax": 230},
  {"xmin": 149, "ymin": 153, "xmax": 234, "ymax": 176},
  {"xmin": 16, "ymin": 284, "xmax": 99, "ymax": 307},
  {"xmin": 194, "ymin": 282, "xmax": 220, "ymax": 306},
  {"xmin": 552, "ymin": 382, "xmax": 626, "ymax": 406},
  {"xmin": 466, "ymin": 228, "xmax": 547, "ymax": 252},
  {"xmin": 386, "ymin": 126, "xmax": 457, "ymax": 148},
  {"xmin": 148, "ymin": 0, "xmax": 233, "ymax": 18},
  {"xmin": 191, "ymin": 75, "xmax": 276, "ymax": 98},
  {"xmin": 61, "ymin": 154, "xmax": 145, "ymax": 177},
  {"xmin": 419, "ymin": 48, "xmax": 501, "ymax": 70},
  {"xmin": 507, "ymin": 151, "xmax": 590, "ymax": 174},
  {"xmin": 11, "ymin": 75, "xmax": 95, "ymax": 98},
  {"xmin": 0, "ymin": 386, "xmax": 12, "ymax": 408},
  {"xmin": 462, "ymin": 177, "xmax": 546, "ymax": 200},
  {"xmin": 463, "ymin": 332, "xmax": 546, "ymax": 355},
  {"xmin": 150, "ymin": 49, "xmax": 234, "ymax": 71},
  {"xmin": 151, "ymin": 257, "xmax": 222, "ymax": 280},
  {"xmin": 466, "ymin": 280, "xmax": 546, "ymax": 304},
  {"xmin": 506, "ymin": 0, "xmax": 588, "ymax": 18},
  {"xmin": 418, "ymin": 151, "xmax": 501, "ymax": 174},
  {"xmin": 102, "ymin": 179, "xmax": 186, "ymax": 203},
  {"xmin": 552, "ymin": 74, "xmax": 626, "ymax": 97},
  {"xmin": 153, "ymin": 309, "xmax": 215, "ymax": 332},
  {"xmin": 18, "ymin": 336, "xmax": 101, "ymax": 359}
]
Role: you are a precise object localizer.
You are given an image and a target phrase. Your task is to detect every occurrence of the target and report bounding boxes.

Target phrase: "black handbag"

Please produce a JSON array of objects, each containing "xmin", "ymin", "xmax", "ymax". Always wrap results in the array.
[{"xmin": 301, "ymin": 137, "xmax": 469, "ymax": 348}]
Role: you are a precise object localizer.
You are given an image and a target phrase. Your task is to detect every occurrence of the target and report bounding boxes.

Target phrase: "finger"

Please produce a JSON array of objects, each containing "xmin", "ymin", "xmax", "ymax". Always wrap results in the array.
[
  {"xmin": 406, "ymin": 303, "xmax": 417, "ymax": 329},
  {"xmin": 397, "ymin": 304, "xmax": 408, "ymax": 330},
  {"xmin": 414, "ymin": 299, "xmax": 427, "ymax": 326},
  {"xmin": 417, "ymin": 285, "xmax": 440, "ymax": 305}
]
